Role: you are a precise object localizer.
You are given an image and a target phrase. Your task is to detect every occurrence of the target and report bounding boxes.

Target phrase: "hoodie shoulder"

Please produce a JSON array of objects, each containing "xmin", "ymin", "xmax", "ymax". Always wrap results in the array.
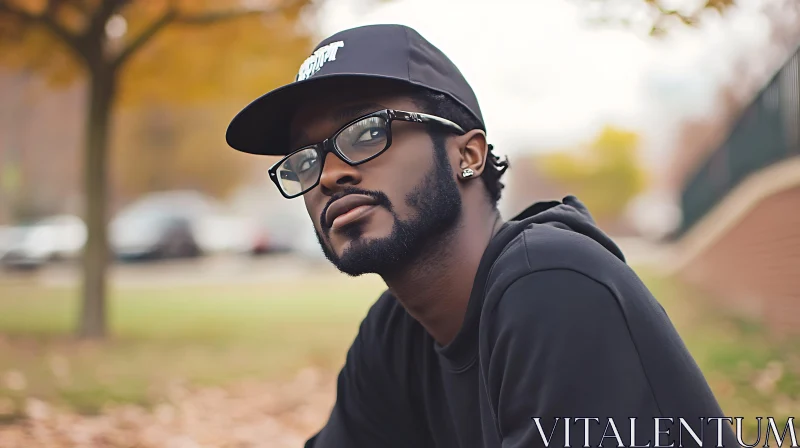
[
  {"xmin": 481, "ymin": 197, "xmax": 631, "ymax": 308},
  {"xmin": 487, "ymin": 222, "xmax": 627, "ymax": 292},
  {"xmin": 521, "ymin": 222, "xmax": 628, "ymax": 274}
]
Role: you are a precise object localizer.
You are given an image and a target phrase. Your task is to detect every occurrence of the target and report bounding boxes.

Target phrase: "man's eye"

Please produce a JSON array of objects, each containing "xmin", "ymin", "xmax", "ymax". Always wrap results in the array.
[
  {"xmin": 297, "ymin": 156, "xmax": 317, "ymax": 173},
  {"xmin": 355, "ymin": 128, "xmax": 386, "ymax": 143}
]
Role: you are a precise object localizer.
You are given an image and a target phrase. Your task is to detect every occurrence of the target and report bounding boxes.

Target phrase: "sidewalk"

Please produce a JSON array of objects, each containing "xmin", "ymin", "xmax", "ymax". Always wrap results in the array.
[{"xmin": 0, "ymin": 253, "xmax": 340, "ymax": 289}]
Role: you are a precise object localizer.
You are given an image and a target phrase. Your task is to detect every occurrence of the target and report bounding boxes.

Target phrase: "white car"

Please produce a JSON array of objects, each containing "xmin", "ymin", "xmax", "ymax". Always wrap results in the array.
[
  {"xmin": 1, "ymin": 215, "xmax": 87, "ymax": 269},
  {"xmin": 0, "ymin": 226, "xmax": 15, "ymax": 260}
]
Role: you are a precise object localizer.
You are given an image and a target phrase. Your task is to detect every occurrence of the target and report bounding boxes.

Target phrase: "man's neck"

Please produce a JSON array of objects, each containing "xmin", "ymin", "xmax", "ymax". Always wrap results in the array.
[{"xmin": 383, "ymin": 209, "xmax": 504, "ymax": 346}]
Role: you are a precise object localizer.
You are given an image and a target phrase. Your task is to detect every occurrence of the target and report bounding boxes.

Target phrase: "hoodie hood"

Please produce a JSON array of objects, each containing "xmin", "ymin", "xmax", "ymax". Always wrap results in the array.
[
  {"xmin": 508, "ymin": 195, "xmax": 626, "ymax": 263},
  {"xmin": 433, "ymin": 195, "xmax": 626, "ymax": 366}
]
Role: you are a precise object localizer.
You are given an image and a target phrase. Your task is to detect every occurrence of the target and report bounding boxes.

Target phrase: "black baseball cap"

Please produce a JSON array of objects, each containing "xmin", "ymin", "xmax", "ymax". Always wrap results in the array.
[{"xmin": 225, "ymin": 24, "xmax": 485, "ymax": 156}]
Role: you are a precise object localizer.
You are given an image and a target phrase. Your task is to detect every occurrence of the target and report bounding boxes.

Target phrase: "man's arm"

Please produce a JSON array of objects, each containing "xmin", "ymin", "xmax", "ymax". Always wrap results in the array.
[{"xmin": 481, "ymin": 269, "xmax": 727, "ymax": 448}]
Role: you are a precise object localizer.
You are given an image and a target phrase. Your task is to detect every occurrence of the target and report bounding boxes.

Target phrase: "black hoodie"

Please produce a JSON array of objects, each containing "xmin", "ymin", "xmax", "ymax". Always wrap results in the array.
[{"xmin": 306, "ymin": 196, "xmax": 736, "ymax": 448}]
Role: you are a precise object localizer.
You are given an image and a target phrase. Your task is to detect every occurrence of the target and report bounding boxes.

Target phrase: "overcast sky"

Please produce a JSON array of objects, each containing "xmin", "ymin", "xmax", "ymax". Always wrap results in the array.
[{"xmin": 310, "ymin": 0, "xmax": 776, "ymax": 166}]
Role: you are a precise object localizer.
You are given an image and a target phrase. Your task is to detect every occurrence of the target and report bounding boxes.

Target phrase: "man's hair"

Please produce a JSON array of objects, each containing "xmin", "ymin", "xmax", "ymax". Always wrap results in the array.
[{"xmin": 410, "ymin": 89, "xmax": 510, "ymax": 207}]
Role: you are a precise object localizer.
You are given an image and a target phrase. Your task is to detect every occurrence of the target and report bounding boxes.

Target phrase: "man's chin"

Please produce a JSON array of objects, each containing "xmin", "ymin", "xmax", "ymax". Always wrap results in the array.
[
  {"xmin": 328, "ymin": 226, "xmax": 387, "ymax": 253},
  {"xmin": 323, "ymin": 235, "xmax": 400, "ymax": 277}
]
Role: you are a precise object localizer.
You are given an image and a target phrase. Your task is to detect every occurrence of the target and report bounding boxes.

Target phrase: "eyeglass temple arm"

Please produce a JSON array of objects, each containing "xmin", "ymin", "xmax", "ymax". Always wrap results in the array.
[{"xmin": 390, "ymin": 110, "xmax": 466, "ymax": 134}]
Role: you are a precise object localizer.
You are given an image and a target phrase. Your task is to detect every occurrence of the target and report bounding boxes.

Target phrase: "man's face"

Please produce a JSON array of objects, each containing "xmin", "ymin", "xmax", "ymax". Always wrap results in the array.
[{"xmin": 289, "ymin": 86, "xmax": 463, "ymax": 277}]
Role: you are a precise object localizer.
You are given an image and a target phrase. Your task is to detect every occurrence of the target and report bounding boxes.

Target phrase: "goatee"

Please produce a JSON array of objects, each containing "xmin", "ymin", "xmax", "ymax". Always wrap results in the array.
[{"xmin": 314, "ymin": 140, "xmax": 462, "ymax": 277}]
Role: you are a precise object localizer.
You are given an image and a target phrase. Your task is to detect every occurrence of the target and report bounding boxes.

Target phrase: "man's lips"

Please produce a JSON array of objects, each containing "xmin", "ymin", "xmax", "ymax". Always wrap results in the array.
[{"xmin": 325, "ymin": 194, "xmax": 378, "ymax": 229}]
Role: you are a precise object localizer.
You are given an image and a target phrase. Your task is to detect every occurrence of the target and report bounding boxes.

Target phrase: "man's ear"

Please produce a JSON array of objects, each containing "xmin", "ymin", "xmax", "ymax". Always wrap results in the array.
[{"xmin": 457, "ymin": 130, "xmax": 489, "ymax": 178}]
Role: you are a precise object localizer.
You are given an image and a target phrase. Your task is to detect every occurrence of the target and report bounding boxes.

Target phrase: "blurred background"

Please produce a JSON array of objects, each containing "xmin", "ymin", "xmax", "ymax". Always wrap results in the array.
[{"xmin": 0, "ymin": 0, "xmax": 798, "ymax": 446}]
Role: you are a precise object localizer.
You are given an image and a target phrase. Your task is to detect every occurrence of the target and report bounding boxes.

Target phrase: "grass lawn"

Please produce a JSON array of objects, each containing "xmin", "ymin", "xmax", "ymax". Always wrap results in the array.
[
  {"xmin": 0, "ymin": 266, "xmax": 797, "ymax": 430},
  {"xmin": 0, "ymin": 271, "xmax": 387, "ymax": 417},
  {"xmin": 643, "ymin": 273, "xmax": 800, "ymax": 430}
]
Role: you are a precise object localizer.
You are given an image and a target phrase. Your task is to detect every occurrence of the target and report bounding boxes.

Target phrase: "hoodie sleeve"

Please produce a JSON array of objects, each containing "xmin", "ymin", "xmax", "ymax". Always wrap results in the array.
[{"xmin": 483, "ymin": 269, "xmax": 667, "ymax": 448}]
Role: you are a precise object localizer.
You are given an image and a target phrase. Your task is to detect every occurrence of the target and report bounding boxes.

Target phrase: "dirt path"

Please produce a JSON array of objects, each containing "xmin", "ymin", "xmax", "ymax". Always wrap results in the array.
[{"xmin": 0, "ymin": 368, "xmax": 337, "ymax": 448}]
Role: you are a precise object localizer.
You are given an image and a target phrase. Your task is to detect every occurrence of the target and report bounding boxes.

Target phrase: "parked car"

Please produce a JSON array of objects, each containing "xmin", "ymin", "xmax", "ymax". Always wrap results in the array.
[
  {"xmin": 36, "ymin": 214, "xmax": 87, "ymax": 261},
  {"xmin": 248, "ymin": 225, "xmax": 292, "ymax": 256},
  {"xmin": 0, "ymin": 225, "xmax": 16, "ymax": 261},
  {"xmin": 1, "ymin": 225, "xmax": 47, "ymax": 270},
  {"xmin": 193, "ymin": 214, "xmax": 255, "ymax": 255},
  {"xmin": 110, "ymin": 191, "xmax": 214, "ymax": 261},
  {"xmin": 192, "ymin": 209, "xmax": 293, "ymax": 256},
  {"xmin": 0, "ymin": 215, "xmax": 87, "ymax": 270}
]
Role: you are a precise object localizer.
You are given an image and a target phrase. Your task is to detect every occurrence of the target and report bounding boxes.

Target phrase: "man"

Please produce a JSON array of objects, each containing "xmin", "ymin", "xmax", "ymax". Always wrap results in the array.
[{"xmin": 227, "ymin": 24, "xmax": 736, "ymax": 448}]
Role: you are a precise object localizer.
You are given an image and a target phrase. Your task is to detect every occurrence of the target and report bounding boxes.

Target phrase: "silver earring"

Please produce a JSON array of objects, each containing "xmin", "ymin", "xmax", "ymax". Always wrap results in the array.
[{"xmin": 461, "ymin": 168, "xmax": 475, "ymax": 178}]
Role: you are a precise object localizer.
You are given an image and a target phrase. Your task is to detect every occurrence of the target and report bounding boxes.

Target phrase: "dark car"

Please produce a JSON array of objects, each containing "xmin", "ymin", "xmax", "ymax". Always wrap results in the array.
[{"xmin": 110, "ymin": 192, "xmax": 212, "ymax": 261}]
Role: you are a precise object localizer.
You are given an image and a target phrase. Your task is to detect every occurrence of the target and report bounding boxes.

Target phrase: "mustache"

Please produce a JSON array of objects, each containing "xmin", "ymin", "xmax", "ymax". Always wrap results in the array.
[{"xmin": 319, "ymin": 187, "xmax": 393, "ymax": 232}]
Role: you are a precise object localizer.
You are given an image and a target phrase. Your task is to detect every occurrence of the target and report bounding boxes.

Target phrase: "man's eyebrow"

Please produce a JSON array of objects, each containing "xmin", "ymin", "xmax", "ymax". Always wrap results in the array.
[
  {"xmin": 331, "ymin": 102, "xmax": 387, "ymax": 123},
  {"xmin": 290, "ymin": 102, "xmax": 388, "ymax": 148}
]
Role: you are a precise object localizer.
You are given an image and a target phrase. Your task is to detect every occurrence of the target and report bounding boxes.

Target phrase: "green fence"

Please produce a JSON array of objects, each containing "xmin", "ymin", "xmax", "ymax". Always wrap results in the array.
[{"xmin": 677, "ymin": 45, "xmax": 800, "ymax": 237}]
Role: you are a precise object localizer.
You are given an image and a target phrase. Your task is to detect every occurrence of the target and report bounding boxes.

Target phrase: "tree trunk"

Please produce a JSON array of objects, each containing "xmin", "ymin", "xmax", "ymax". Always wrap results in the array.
[{"xmin": 78, "ymin": 67, "xmax": 116, "ymax": 339}]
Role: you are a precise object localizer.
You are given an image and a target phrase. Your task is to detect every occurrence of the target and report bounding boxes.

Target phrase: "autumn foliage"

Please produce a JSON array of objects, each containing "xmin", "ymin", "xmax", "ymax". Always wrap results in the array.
[
  {"xmin": 0, "ymin": 0, "xmax": 314, "ymax": 338},
  {"xmin": 537, "ymin": 126, "xmax": 648, "ymax": 227}
]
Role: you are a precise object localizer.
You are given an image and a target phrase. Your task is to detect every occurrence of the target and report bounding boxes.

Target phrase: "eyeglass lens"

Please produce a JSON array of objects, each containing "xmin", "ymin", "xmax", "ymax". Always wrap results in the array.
[{"xmin": 275, "ymin": 115, "xmax": 389, "ymax": 196}]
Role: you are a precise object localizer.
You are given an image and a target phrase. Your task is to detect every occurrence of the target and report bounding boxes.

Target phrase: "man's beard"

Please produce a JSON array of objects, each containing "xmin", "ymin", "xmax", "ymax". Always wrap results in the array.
[{"xmin": 314, "ymin": 138, "xmax": 462, "ymax": 277}]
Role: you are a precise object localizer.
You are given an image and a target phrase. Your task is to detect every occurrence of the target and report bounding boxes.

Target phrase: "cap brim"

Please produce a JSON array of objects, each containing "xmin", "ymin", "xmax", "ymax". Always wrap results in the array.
[{"xmin": 226, "ymin": 73, "xmax": 412, "ymax": 156}]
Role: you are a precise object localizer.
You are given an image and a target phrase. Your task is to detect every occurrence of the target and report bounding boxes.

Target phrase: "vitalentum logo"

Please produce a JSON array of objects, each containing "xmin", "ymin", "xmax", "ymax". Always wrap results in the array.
[
  {"xmin": 295, "ymin": 40, "xmax": 345, "ymax": 81},
  {"xmin": 529, "ymin": 417, "xmax": 798, "ymax": 447}
]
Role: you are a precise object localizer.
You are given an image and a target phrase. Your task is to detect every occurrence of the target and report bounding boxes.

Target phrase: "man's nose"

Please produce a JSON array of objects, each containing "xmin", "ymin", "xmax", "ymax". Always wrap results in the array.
[{"xmin": 318, "ymin": 152, "xmax": 362, "ymax": 194}]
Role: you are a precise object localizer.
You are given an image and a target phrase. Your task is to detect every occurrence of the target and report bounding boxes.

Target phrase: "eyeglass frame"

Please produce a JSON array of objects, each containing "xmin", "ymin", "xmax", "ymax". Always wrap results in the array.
[{"xmin": 268, "ymin": 109, "xmax": 467, "ymax": 199}]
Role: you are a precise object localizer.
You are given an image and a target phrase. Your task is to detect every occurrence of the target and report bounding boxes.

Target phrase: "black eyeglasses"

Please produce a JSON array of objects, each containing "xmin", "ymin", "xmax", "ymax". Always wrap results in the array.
[{"xmin": 268, "ymin": 109, "xmax": 466, "ymax": 198}]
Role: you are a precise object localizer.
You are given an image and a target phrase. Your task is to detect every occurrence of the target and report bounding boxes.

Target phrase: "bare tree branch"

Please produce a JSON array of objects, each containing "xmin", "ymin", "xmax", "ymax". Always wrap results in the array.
[
  {"xmin": 173, "ymin": 8, "xmax": 268, "ymax": 25},
  {"xmin": 111, "ymin": 9, "xmax": 175, "ymax": 69},
  {"xmin": 69, "ymin": 0, "xmax": 93, "ymax": 15},
  {"xmin": 45, "ymin": 0, "xmax": 58, "ymax": 16},
  {"xmin": 0, "ymin": 0, "xmax": 86, "ymax": 58},
  {"xmin": 85, "ymin": 0, "xmax": 130, "ymax": 39},
  {"xmin": 577, "ymin": 0, "xmax": 735, "ymax": 37},
  {"xmin": 112, "ymin": 0, "xmax": 302, "ymax": 69},
  {"xmin": 644, "ymin": 0, "xmax": 698, "ymax": 26},
  {"xmin": 173, "ymin": 0, "xmax": 305, "ymax": 25}
]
